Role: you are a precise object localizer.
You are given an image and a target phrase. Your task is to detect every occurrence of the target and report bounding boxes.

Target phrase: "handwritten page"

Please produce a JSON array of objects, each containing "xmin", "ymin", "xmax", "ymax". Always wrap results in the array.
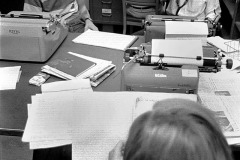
[
  {"xmin": 151, "ymin": 39, "xmax": 203, "ymax": 66},
  {"xmin": 72, "ymin": 30, "xmax": 138, "ymax": 51},
  {"xmin": 72, "ymin": 92, "xmax": 197, "ymax": 160},
  {"xmin": 22, "ymin": 90, "xmax": 85, "ymax": 142},
  {"xmin": 23, "ymin": 90, "xmax": 197, "ymax": 153},
  {"xmin": 0, "ymin": 66, "xmax": 21, "ymax": 90}
]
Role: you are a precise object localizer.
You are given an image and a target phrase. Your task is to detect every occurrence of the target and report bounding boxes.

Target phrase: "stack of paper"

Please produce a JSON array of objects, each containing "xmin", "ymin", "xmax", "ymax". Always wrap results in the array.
[
  {"xmin": 165, "ymin": 21, "xmax": 208, "ymax": 46},
  {"xmin": 41, "ymin": 52, "xmax": 116, "ymax": 87},
  {"xmin": 0, "ymin": 66, "xmax": 21, "ymax": 90},
  {"xmin": 25, "ymin": 79, "xmax": 93, "ymax": 149},
  {"xmin": 72, "ymin": 30, "xmax": 138, "ymax": 51},
  {"xmin": 22, "ymin": 90, "xmax": 197, "ymax": 159}
]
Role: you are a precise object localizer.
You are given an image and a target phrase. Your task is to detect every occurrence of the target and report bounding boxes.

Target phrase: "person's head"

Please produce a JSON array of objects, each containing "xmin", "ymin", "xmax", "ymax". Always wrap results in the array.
[{"xmin": 123, "ymin": 98, "xmax": 233, "ymax": 160}]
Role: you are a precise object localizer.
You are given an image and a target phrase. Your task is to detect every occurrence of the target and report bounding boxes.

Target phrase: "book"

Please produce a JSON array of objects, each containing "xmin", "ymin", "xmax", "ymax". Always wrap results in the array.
[
  {"xmin": 72, "ymin": 30, "xmax": 138, "ymax": 51},
  {"xmin": 42, "ymin": 52, "xmax": 96, "ymax": 80}
]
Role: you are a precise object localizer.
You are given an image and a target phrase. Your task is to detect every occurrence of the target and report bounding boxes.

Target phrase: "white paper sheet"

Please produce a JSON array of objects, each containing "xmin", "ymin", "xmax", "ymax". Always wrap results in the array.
[
  {"xmin": 41, "ymin": 79, "xmax": 92, "ymax": 92},
  {"xmin": 151, "ymin": 39, "xmax": 203, "ymax": 66},
  {"xmin": 0, "ymin": 66, "xmax": 21, "ymax": 90},
  {"xmin": 165, "ymin": 21, "xmax": 208, "ymax": 45},
  {"xmin": 72, "ymin": 30, "xmax": 138, "ymax": 51}
]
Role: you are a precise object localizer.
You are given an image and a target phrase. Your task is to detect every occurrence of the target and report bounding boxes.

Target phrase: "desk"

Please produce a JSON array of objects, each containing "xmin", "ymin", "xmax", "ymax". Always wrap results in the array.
[
  {"xmin": 0, "ymin": 33, "xmax": 128, "ymax": 160},
  {"xmin": 0, "ymin": 33, "xmax": 126, "ymax": 131},
  {"xmin": 1, "ymin": 34, "xmax": 240, "ymax": 160}
]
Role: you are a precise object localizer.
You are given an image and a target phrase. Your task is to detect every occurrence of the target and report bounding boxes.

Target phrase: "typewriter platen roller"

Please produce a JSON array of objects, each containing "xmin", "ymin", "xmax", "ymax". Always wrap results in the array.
[{"xmin": 124, "ymin": 43, "xmax": 233, "ymax": 73}]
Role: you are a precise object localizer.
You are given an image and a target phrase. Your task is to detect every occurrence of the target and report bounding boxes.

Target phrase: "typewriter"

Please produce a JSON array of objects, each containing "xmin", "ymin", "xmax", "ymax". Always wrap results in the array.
[{"xmin": 0, "ymin": 11, "xmax": 68, "ymax": 62}]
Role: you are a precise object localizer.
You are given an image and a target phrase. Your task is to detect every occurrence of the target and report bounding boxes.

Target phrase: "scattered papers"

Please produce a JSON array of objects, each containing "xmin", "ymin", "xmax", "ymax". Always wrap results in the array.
[
  {"xmin": 165, "ymin": 21, "xmax": 208, "ymax": 46},
  {"xmin": 23, "ymin": 91, "xmax": 197, "ymax": 154},
  {"xmin": 72, "ymin": 30, "xmax": 138, "ymax": 51},
  {"xmin": 0, "ymin": 66, "xmax": 21, "ymax": 90}
]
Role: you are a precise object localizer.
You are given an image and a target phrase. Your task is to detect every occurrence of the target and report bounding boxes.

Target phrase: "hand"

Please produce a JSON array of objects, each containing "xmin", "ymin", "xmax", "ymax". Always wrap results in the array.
[
  {"xmin": 84, "ymin": 19, "xmax": 98, "ymax": 32},
  {"xmin": 108, "ymin": 140, "xmax": 125, "ymax": 160}
]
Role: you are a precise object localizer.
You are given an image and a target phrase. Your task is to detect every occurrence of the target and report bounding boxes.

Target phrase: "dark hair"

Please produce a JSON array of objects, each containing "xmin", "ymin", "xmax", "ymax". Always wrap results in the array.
[{"xmin": 123, "ymin": 99, "xmax": 233, "ymax": 160}]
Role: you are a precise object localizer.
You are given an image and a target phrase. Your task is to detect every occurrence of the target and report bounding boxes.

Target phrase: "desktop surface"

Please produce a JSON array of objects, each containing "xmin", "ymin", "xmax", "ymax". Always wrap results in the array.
[{"xmin": 0, "ymin": 33, "xmax": 125, "ymax": 131}]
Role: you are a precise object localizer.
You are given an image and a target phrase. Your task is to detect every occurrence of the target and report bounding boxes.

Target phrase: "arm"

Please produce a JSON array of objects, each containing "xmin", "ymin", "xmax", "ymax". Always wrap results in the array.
[
  {"xmin": 205, "ymin": 0, "xmax": 221, "ymax": 22},
  {"xmin": 23, "ymin": 0, "xmax": 43, "ymax": 12},
  {"xmin": 76, "ymin": 0, "xmax": 98, "ymax": 31}
]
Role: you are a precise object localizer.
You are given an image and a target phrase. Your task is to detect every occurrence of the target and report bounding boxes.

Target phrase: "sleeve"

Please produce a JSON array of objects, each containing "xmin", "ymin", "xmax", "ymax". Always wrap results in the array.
[
  {"xmin": 76, "ymin": 0, "xmax": 91, "ymax": 21},
  {"xmin": 23, "ymin": 0, "xmax": 43, "ymax": 12},
  {"xmin": 205, "ymin": 0, "xmax": 221, "ymax": 21}
]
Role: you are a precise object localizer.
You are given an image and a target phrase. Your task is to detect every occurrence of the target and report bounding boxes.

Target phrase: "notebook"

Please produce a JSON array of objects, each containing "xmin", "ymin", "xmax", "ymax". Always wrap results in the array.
[
  {"xmin": 72, "ymin": 30, "xmax": 138, "ymax": 51},
  {"xmin": 42, "ymin": 52, "xmax": 96, "ymax": 80}
]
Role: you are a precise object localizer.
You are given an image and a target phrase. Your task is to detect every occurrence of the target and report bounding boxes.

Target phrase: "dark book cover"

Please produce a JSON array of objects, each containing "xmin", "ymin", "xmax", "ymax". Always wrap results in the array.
[{"xmin": 47, "ymin": 53, "xmax": 96, "ymax": 77}]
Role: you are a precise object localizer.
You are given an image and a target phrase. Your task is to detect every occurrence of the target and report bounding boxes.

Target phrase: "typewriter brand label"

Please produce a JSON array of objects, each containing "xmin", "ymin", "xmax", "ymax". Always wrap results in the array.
[
  {"xmin": 9, "ymin": 29, "xmax": 20, "ymax": 35},
  {"xmin": 102, "ymin": 9, "xmax": 112, "ymax": 14},
  {"xmin": 155, "ymin": 74, "xmax": 167, "ymax": 78}
]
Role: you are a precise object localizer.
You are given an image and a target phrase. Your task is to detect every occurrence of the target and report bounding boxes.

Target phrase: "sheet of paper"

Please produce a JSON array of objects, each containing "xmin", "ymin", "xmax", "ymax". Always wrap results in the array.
[
  {"xmin": 198, "ymin": 71, "xmax": 240, "ymax": 139},
  {"xmin": 165, "ymin": 21, "xmax": 208, "ymax": 35},
  {"xmin": 165, "ymin": 21, "xmax": 208, "ymax": 45},
  {"xmin": 72, "ymin": 30, "xmax": 138, "ymax": 51},
  {"xmin": 30, "ymin": 140, "xmax": 72, "ymax": 149},
  {"xmin": 41, "ymin": 79, "xmax": 92, "ymax": 92},
  {"xmin": 22, "ymin": 90, "xmax": 84, "ymax": 142},
  {"xmin": 151, "ymin": 39, "xmax": 203, "ymax": 66},
  {"xmin": 0, "ymin": 66, "xmax": 21, "ymax": 90},
  {"xmin": 207, "ymin": 36, "xmax": 235, "ymax": 53}
]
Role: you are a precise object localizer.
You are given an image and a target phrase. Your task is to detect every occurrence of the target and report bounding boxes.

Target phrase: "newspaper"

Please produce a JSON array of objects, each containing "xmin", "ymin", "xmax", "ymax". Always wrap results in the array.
[{"xmin": 198, "ymin": 71, "xmax": 240, "ymax": 145}]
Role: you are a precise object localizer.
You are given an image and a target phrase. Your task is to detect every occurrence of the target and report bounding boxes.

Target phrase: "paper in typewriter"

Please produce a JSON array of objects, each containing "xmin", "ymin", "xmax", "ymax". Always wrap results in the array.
[
  {"xmin": 151, "ymin": 39, "xmax": 203, "ymax": 66},
  {"xmin": 165, "ymin": 21, "xmax": 208, "ymax": 46}
]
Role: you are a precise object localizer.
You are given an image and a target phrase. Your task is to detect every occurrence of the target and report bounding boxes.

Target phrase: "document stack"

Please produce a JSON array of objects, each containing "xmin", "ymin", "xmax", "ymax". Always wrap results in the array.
[
  {"xmin": 22, "ymin": 88, "xmax": 197, "ymax": 159},
  {"xmin": 41, "ymin": 52, "xmax": 116, "ymax": 87}
]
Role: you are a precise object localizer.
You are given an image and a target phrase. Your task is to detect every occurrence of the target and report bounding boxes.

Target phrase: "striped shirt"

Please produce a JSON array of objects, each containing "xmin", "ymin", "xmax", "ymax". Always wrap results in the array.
[{"xmin": 166, "ymin": 0, "xmax": 221, "ymax": 21}]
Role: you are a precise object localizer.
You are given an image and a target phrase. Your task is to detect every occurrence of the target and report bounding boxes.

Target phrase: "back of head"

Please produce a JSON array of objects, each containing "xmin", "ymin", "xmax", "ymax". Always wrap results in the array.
[{"xmin": 123, "ymin": 99, "xmax": 233, "ymax": 160}]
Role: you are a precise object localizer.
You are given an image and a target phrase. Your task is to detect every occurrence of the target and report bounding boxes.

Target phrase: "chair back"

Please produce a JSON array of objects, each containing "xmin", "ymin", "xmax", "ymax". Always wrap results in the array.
[{"xmin": 122, "ymin": 0, "xmax": 160, "ymax": 34}]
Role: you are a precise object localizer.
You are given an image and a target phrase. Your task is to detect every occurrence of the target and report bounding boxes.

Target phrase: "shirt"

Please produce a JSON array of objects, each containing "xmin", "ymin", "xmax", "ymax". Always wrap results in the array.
[
  {"xmin": 23, "ymin": 0, "xmax": 90, "ymax": 21},
  {"xmin": 166, "ymin": 0, "xmax": 221, "ymax": 21}
]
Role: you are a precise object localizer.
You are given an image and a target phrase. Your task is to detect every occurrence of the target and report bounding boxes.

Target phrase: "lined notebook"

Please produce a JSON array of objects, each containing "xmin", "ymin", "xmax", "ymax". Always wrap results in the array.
[
  {"xmin": 43, "ymin": 52, "xmax": 96, "ymax": 79},
  {"xmin": 72, "ymin": 30, "xmax": 138, "ymax": 51}
]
